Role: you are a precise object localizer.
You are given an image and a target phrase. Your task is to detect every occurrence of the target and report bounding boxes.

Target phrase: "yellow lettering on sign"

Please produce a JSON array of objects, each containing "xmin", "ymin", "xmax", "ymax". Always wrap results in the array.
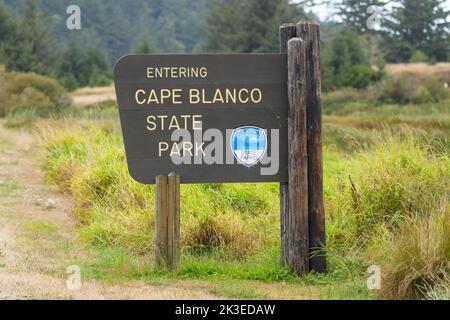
[
  {"xmin": 146, "ymin": 115, "xmax": 157, "ymax": 131},
  {"xmin": 159, "ymin": 142, "xmax": 169, "ymax": 157},
  {"xmin": 135, "ymin": 89, "xmax": 146, "ymax": 104}
]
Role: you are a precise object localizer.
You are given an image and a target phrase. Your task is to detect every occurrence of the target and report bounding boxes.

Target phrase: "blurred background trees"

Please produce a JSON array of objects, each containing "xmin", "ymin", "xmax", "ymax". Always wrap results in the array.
[{"xmin": 0, "ymin": 0, "xmax": 448, "ymax": 91}]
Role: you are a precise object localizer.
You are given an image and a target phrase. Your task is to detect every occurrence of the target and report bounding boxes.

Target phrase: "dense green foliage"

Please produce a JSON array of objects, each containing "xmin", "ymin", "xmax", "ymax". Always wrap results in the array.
[
  {"xmin": 132, "ymin": 33, "xmax": 158, "ymax": 54},
  {"xmin": 0, "ymin": 0, "xmax": 111, "ymax": 89},
  {"xmin": 2, "ymin": 0, "xmax": 449, "ymax": 92},
  {"xmin": 57, "ymin": 38, "xmax": 111, "ymax": 91},
  {"xmin": 330, "ymin": 0, "xmax": 449, "ymax": 62},
  {"xmin": 3, "ymin": 0, "xmax": 208, "ymax": 61},
  {"xmin": 321, "ymin": 28, "xmax": 384, "ymax": 91},
  {"xmin": 382, "ymin": 0, "xmax": 449, "ymax": 62},
  {"xmin": 203, "ymin": 0, "xmax": 305, "ymax": 53}
]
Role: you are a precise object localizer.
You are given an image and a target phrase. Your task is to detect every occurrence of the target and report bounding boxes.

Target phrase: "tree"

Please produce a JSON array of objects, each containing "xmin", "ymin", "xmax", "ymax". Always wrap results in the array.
[
  {"xmin": 57, "ymin": 37, "xmax": 111, "ymax": 90},
  {"xmin": 19, "ymin": 0, "xmax": 59, "ymax": 74},
  {"xmin": 331, "ymin": 0, "xmax": 388, "ymax": 33},
  {"xmin": 203, "ymin": 0, "xmax": 305, "ymax": 53},
  {"xmin": 321, "ymin": 27, "xmax": 370, "ymax": 90},
  {"xmin": 57, "ymin": 38, "xmax": 85, "ymax": 90},
  {"xmin": 382, "ymin": 0, "xmax": 449, "ymax": 62},
  {"xmin": 0, "ymin": 3, "xmax": 37, "ymax": 72},
  {"xmin": 0, "ymin": 3, "xmax": 14, "ymax": 64},
  {"xmin": 133, "ymin": 33, "xmax": 158, "ymax": 54}
]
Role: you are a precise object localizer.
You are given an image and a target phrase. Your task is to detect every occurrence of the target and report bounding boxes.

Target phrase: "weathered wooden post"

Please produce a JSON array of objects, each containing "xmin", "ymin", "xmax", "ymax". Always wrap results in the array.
[
  {"xmin": 297, "ymin": 22, "xmax": 326, "ymax": 273},
  {"xmin": 155, "ymin": 175, "xmax": 168, "ymax": 268},
  {"xmin": 286, "ymin": 37, "xmax": 309, "ymax": 275},
  {"xmin": 279, "ymin": 21, "xmax": 326, "ymax": 275},
  {"xmin": 279, "ymin": 23, "xmax": 298, "ymax": 269},
  {"xmin": 155, "ymin": 173, "xmax": 180, "ymax": 271},
  {"xmin": 167, "ymin": 172, "xmax": 180, "ymax": 270}
]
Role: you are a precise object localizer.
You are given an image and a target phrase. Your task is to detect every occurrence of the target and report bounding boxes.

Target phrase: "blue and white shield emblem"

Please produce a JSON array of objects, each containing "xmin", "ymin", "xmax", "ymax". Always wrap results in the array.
[{"xmin": 231, "ymin": 126, "xmax": 267, "ymax": 167}]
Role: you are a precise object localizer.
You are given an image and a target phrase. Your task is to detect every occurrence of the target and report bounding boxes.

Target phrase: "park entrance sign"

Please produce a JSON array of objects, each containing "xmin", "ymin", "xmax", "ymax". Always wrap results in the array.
[
  {"xmin": 114, "ymin": 22, "xmax": 326, "ymax": 277},
  {"xmin": 114, "ymin": 54, "xmax": 288, "ymax": 184}
]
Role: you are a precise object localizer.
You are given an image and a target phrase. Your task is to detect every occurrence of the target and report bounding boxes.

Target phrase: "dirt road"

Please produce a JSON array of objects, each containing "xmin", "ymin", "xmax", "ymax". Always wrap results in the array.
[
  {"xmin": 70, "ymin": 86, "xmax": 116, "ymax": 106},
  {"xmin": 0, "ymin": 123, "xmax": 224, "ymax": 299}
]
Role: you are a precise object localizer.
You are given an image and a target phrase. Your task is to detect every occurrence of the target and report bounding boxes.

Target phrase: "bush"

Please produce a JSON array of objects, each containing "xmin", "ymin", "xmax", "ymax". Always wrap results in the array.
[
  {"xmin": 372, "ymin": 76, "xmax": 449, "ymax": 105},
  {"xmin": 0, "ymin": 71, "xmax": 71, "ymax": 117},
  {"xmin": 322, "ymin": 28, "xmax": 368, "ymax": 91},
  {"xmin": 419, "ymin": 79, "xmax": 449, "ymax": 103},
  {"xmin": 384, "ymin": 76, "xmax": 421, "ymax": 104},
  {"xmin": 341, "ymin": 65, "xmax": 383, "ymax": 89},
  {"xmin": 374, "ymin": 206, "xmax": 449, "ymax": 300},
  {"xmin": 409, "ymin": 51, "xmax": 429, "ymax": 63}
]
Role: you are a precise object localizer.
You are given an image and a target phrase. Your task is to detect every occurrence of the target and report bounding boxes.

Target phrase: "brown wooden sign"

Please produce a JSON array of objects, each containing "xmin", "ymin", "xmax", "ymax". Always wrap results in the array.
[
  {"xmin": 114, "ymin": 54, "xmax": 288, "ymax": 184},
  {"xmin": 115, "ymin": 22, "xmax": 326, "ymax": 276}
]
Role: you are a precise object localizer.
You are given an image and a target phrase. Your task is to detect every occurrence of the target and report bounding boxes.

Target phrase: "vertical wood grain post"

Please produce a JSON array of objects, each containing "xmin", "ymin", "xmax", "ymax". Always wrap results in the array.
[
  {"xmin": 155, "ymin": 173, "xmax": 180, "ymax": 271},
  {"xmin": 286, "ymin": 38, "xmax": 310, "ymax": 275},
  {"xmin": 279, "ymin": 23, "xmax": 297, "ymax": 268},
  {"xmin": 297, "ymin": 21, "xmax": 326, "ymax": 273},
  {"xmin": 167, "ymin": 173, "xmax": 180, "ymax": 271},
  {"xmin": 155, "ymin": 175, "xmax": 168, "ymax": 268}
]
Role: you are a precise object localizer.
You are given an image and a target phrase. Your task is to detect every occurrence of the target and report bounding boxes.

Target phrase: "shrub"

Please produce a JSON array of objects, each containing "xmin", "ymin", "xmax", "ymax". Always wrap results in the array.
[
  {"xmin": 418, "ymin": 79, "xmax": 449, "ymax": 103},
  {"xmin": 322, "ymin": 28, "xmax": 368, "ymax": 91},
  {"xmin": 409, "ymin": 51, "xmax": 429, "ymax": 63},
  {"xmin": 0, "ymin": 71, "xmax": 71, "ymax": 117},
  {"xmin": 372, "ymin": 76, "xmax": 449, "ymax": 105},
  {"xmin": 341, "ymin": 65, "xmax": 383, "ymax": 89},
  {"xmin": 384, "ymin": 76, "xmax": 421, "ymax": 104},
  {"xmin": 373, "ymin": 206, "xmax": 449, "ymax": 300},
  {"xmin": 184, "ymin": 214, "xmax": 258, "ymax": 260}
]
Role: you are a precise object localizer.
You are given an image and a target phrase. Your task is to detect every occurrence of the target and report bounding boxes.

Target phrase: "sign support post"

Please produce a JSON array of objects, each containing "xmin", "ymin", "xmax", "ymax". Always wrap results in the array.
[
  {"xmin": 155, "ymin": 173, "xmax": 180, "ymax": 271},
  {"xmin": 279, "ymin": 21, "xmax": 326, "ymax": 275}
]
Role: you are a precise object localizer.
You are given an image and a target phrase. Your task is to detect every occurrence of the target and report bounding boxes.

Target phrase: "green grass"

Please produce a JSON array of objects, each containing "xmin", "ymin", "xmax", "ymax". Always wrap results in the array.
[
  {"xmin": 39, "ymin": 98, "xmax": 449, "ymax": 300},
  {"xmin": 0, "ymin": 182, "xmax": 20, "ymax": 197}
]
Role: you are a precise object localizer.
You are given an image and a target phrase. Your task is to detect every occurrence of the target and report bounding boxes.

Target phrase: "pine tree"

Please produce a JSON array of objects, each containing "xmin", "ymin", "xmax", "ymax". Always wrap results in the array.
[
  {"xmin": 322, "ymin": 28, "xmax": 368, "ymax": 90},
  {"xmin": 57, "ymin": 37, "xmax": 84, "ymax": 90},
  {"xmin": 332, "ymin": 0, "xmax": 388, "ymax": 33},
  {"xmin": 57, "ymin": 38, "xmax": 111, "ymax": 90},
  {"xmin": 203, "ymin": 0, "xmax": 245, "ymax": 53},
  {"xmin": 0, "ymin": 3, "xmax": 34, "ymax": 72},
  {"xmin": 385, "ymin": 0, "xmax": 450, "ymax": 61},
  {"xmin": 133, "ymin": 33, "xmax": 158, "ymax": 54},
  {"xmin": 383, "ymin": 0, "xmax": 449, "ymax": 62},
  {"xmin": 0, "ymin": 4, "xmax": 14, "ymax": 64},
  {"xmin": 204, "ymin": 0, "xmax": 304, "ymax": 53},
  {"xmin": 20, "ymin": 0, "xmax": 59, "ymax": 74}
]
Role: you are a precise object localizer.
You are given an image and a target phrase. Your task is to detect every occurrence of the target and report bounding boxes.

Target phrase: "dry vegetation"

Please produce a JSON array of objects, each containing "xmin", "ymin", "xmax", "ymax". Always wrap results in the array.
[{"xmin": 386, "ymin": 63, "xmax": 450, "ymax": 83}]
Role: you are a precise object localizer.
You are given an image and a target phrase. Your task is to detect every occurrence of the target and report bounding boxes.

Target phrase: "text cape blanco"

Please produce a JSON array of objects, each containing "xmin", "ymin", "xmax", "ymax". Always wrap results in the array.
[{"xmin": 134, "ymin": 87, "xmax": 263, "ymax": 106}]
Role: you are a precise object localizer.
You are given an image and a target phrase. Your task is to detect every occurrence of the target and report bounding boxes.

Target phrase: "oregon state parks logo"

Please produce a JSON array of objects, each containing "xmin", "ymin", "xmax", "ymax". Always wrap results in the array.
[{"xmin": 230, "ymin": 126, "xmax": 267, "ymax": 167}]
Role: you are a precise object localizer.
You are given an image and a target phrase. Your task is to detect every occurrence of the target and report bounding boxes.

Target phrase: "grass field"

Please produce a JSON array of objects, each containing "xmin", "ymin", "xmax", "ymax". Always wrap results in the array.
[{"xmin": 36, "ymin": 94, "xmax": 450, "ymax": 300}]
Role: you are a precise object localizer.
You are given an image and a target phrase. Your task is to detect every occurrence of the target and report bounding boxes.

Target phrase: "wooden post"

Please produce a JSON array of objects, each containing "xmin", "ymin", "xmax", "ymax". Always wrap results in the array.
[
  {"xmin": 296, "ymin": 21, "xmax": 326, "ymax": 273},
  {"xmin": 279, "ymin": 23, "xmax": 297, "ymax": 268},
  {"xmin": 286, "ymin": 38, "xmax": 310, "ymax": 275},
  {"xmin": 155, "ymin": 175, "xmax": 168, "ymax": 268},
  {"xmin": 167, "ymin": 173, "xmax": 180, "ymax": 271},
  {"xmin": 155, "ymin": 173, "xmax": 180, "ymax": 271}
]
